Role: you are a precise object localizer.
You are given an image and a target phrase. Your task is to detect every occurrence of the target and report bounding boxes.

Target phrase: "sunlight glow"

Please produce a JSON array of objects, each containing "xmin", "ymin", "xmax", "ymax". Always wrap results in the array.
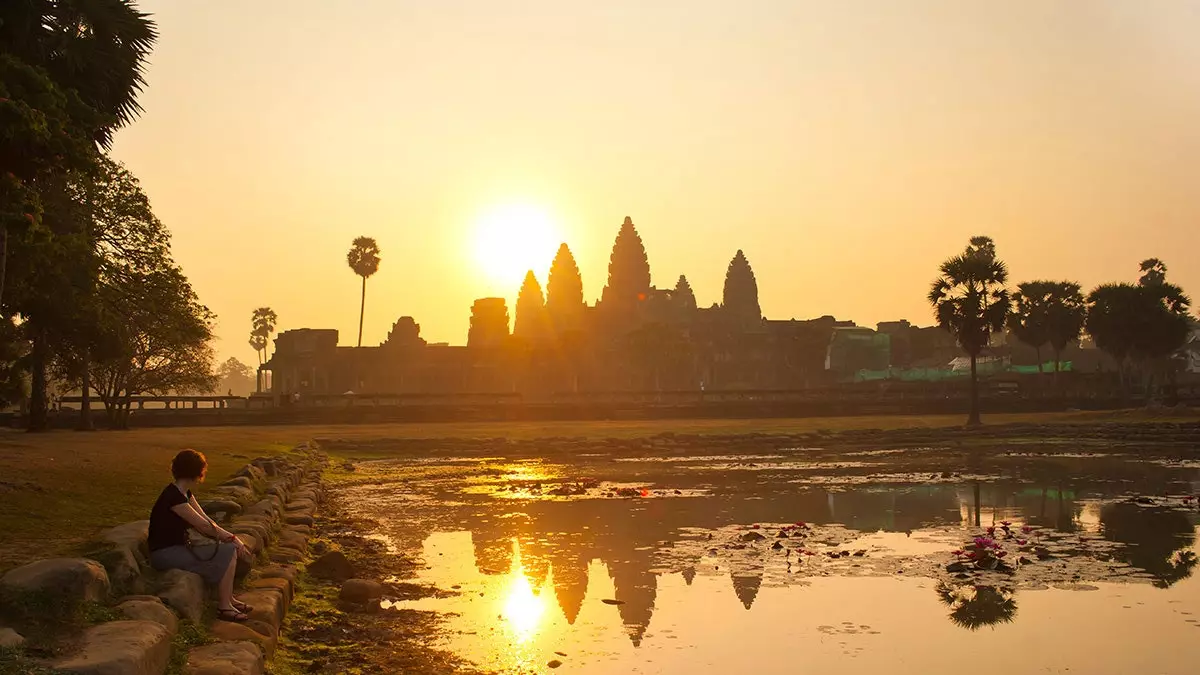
[
  {"xmin": 472, "ymin": 203, "xmax": 562, "ymax": 286},
  {"xmin": 501, "ymin": 541, "xmax": 548, "ymax": 643}
]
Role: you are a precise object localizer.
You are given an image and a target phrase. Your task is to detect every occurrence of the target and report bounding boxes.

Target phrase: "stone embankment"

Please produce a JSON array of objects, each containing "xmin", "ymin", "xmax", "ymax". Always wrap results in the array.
[{"xmin": 0, "ymin": 443, "xmax": 328, "ymax": 675}]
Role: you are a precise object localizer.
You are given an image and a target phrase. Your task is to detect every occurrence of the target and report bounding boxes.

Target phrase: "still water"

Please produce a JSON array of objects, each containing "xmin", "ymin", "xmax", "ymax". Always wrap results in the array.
[{"xmin": 339, "ymin": 444, "xmax": 1200, "ymax": 674}]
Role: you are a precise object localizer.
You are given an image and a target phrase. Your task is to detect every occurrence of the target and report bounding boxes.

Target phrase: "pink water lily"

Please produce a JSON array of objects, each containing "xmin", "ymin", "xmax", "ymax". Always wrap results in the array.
[
  {"xmin": 1021, "ymin": 525, "xmax": 1033, "ymax": 534},
  {"xmin": 1016, "ymin": 539, "xmax": 1027, "ymax": 545}
]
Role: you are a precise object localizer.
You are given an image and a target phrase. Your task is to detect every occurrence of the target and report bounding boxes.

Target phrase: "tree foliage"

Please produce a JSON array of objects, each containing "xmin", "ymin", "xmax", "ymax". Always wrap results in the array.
[
  {"xmin": 722, "ymin": 250, "xmax": 760, "ymax": 324},
  {"xmin": 1010, "ymin": 280, "xmax": 1085, "ymax": 373},
  {"xmin": 347, "ymin": 235, "xmax": 380, "ymax": 347},
  {"xmin": 250, "ymin": 306, "xmax": 277, "ymax": 364},
  {"xmin": 215, "ymin": 356, "xmax": 254, "ymax": 396},
  {"xmin": 928, "ymin": 236, "xmax": 1010, "ymax": 425},
  {"xmin": 1087, "ymin": 259, "xmax": 1191, "ymax": 394}
]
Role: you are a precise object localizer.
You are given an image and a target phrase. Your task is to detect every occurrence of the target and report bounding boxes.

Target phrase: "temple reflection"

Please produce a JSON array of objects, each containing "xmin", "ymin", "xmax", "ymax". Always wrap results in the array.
[{"xmin": 420, "ymin": 472, "xmax": 1199, "ymax": 640}]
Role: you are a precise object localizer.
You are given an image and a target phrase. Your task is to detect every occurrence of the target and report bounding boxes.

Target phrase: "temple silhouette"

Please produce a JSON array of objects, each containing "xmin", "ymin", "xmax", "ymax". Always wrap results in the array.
[{"xmin": 261, "ymin": 216, "xmax": 1061, "ymax": 398}]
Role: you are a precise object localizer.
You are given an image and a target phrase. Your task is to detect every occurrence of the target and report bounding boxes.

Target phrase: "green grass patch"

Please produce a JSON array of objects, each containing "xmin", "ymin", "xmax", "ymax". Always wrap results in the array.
[
  {"xmin": 0, "ymin": 646, "xmax": 63, "ymax": 675},
  {"xmin": 164, "ymin": 621, "xmax": 211, "ymax": 675}
]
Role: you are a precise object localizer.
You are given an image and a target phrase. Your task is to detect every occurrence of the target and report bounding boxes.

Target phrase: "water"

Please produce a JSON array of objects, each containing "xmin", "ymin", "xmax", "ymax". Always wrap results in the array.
[{"xmin": 338, "ymin": 444, "xmax": 1200, "ymax": 674}]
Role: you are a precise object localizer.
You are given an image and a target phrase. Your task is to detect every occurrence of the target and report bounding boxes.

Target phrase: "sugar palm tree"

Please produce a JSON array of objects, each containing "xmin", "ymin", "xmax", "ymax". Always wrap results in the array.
[
  {"xmin": 250, "ymin": 306, "xmax": 277, "ymax": 362},
  {"xmin": 347, "ymin": 236, "xmax": 381, "ymax": 347},
  {"xmin": 928, "ymin": 236, "xmax": 1010, "ymax": 426}
]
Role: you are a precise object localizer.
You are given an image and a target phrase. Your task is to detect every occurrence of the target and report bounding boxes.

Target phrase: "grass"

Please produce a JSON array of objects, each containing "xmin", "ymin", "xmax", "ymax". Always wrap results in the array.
[{"xmin": 2, "ymin": 409, "xmax": 1195, "ymax": 569}]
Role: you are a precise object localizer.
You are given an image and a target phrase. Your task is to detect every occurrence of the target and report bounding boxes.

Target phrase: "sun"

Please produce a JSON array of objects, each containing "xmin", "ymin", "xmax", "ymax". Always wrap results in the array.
[{"xmin": 472, "ymin": 203, "xmax": 562, "ymax": 287}]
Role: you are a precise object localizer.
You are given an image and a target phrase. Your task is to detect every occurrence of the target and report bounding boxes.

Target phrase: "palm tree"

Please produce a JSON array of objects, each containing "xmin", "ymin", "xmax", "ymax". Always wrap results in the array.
[
  {"xmin": 346, "ymin": 236, "xmax": 381, "ymax": 347},
  {"xmin": 250, "ymin": 306, "xmax": 277, "ymax": 362},
  {"xmin": 249, "ymin": 333, "xmax": 267, "ymax": 366},
  {"xmin": 1011, "ymin": 281, "xmax": 1086, "ymax": 377},
  {"xmin": 928, "ymin": 236, "xmax": 1010, "ymax": 426}
]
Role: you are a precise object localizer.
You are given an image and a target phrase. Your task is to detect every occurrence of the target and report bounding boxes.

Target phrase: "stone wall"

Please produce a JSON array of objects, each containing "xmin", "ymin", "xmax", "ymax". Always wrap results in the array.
[{"xmin": 0, "ymin": 442, "xmax": 328, "ymax": 675}]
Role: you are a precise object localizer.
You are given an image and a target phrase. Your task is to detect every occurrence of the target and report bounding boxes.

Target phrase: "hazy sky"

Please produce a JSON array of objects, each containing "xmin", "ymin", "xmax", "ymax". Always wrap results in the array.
[{"xmin": 111, "ymin": 1, "xmax": 1200, "ymax": 364}]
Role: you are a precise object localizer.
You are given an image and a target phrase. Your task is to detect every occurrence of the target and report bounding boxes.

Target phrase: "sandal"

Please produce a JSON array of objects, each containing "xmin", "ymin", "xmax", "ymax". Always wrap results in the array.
[
  {"xmin": 232, "ymin": 598, "xmax": 254, "ymax": 613},
  {"xmin": 217, "ymin": 608, "xmax": 249, "ymax": 622}
]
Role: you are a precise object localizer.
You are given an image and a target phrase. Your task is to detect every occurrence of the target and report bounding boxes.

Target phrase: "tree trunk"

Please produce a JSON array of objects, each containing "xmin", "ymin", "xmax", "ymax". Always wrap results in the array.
[
  {"xmin": 967, "ymin": 352, "xmax": 981, "ymax": 426},
  {"xmin": 1035, "ymin": 345, "xmax": 1042, "ymax": 374},
  {"xmin": 357, "ymin": 276, "xmax": 366, "ymax": 347},
  {"xmin": 77, "ymin": 348, "xmax": 93, "ymax": 430},
  {"xmin": 1052, "ymin": 346, "xmax": 1061, "ymax": 389},
  {"xmin": 28, "ymin": 325, "xmax": 48, "ymax": 432}
]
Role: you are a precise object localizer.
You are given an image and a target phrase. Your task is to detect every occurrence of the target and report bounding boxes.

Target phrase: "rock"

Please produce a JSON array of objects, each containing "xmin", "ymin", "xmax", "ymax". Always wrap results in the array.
[
  {"xmin": 739, "ymin": 532, "xmax": 766, "ymax": 542},
  {"xmin": 209, "ymin": 620, "xmax": 277, "ymax": 657},
  {"xmin": 548, "ymin": 659, "xmax": 563, "ymax": 668},
  {"xmin": 284, "ymin": 513, "xmax": 314, "ymax": 527},
  {"xmin": 91, "ymin": 544, "xmax": 145, "ymax": 595},
  {"xmin": 243, "ymin": 498, "xmax": 281, "ymax": 522},
  {"xmin": 157, "ymin": 569, "xmax": 205, "ymax": 622},
  {"xmin": 0, "ymin": 627, "xmax": 25, "ymax": 648},
  {"xmin": 276, "ymin": 530, "xmax": 308, "ymax": 554},
  {"xmin": 118, "ymin": 597, "xmax": 179, "ymax": 635},
  {"xmin": 245, "ymin": 577, "xmax": 292, "ymax": 612},
  {"xmin": 234, "ymin": 464, "xmax": 267, "ymax": 484},
  {"xmin": 946, "ymin": 561, "xmax": 969, "ymax": 573},
  {"xmin": 52, "ymin": 620, "xmax": 171, "ymax": 675},
  {"xmin": 199, "ymin": 500, "xmax": 243, "ymax": 522},
  {"xmin": 98, "ymin": 521, "xmax": 150, "ymax": 561},
  {"xmin": 339, "ymin": 579, "xmax": 385, "ymax": 603},
  {"xmin": 212, "ymin": 485, "xmax": 256, "ymax": 506},
  {"xmin": 220, "ymin": 476, "xmax": 254, "ymax": 491},
  {"xmin": 268, "ymin": 547, "xmax": 305, "ymax": 565},
  {"xmin": 284, "ymin": 498, "xmax": 316, "ymax": 514},
  {"xmin": 0, "ymin": 558, "xmax": 110, "ymax": 609},
  {"xmin": 308, "ymin": 551, "xmax": 354, "ymax": 581},
  {"xmin": 254, "ymin": 565, "xmax": 298, "ymax": 594},
  {"xmin": 239, "ymin": 588, "xmax": 286, "ymax": 627},
  {"xmin": 183, "ymin": 641, "xmax": 264, "ymax": 675}
]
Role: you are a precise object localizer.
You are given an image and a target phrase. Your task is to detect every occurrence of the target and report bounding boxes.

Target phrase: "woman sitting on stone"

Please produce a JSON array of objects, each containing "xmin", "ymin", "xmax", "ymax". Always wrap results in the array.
[{"xmin": 148, "ymin": 449, "xmax": 253, "ymax": 622}]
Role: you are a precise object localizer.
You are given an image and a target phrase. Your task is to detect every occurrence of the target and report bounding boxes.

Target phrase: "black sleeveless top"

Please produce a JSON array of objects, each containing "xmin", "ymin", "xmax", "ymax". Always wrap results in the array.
[{"xmin": 147, "ymin": 484, "xmax": 192, "ymax": 551}]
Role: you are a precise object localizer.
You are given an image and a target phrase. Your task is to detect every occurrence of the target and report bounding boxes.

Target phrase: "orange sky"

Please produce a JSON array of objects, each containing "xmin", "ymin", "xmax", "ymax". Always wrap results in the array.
[{"xmin": 110, "ymin": 1, "xmax": 1200, "ymax": 364}]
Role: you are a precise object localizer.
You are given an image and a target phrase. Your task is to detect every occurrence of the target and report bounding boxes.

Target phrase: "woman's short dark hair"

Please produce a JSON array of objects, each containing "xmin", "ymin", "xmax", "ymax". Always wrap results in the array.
[{"xmin": 171, "ymin": 449, "xmax": 208, "ymax": 481}]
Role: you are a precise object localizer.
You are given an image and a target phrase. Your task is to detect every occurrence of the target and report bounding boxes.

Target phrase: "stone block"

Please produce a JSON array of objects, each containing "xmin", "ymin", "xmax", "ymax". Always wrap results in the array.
[
  {"xmin": 339, "ymin": 579, "xmax": 384, "ymax": 603},
  {"xmin": 183, "ymin": 641, "xmax": 264, "ymax": 675},
  {"xmin": 198, "ymin": 500, "xmax": 243, "ymax": 522},
  {"xmin": 0, "ymin": 558, "xmax": 110, "ymax": 608},
  {"xmin": 307, "ymin": 551, "xmax": 354, "ymax": 581},
  {"xmin": 98, "ymin": 521, "xmax": 149, "ymax": 562},
  {"xmin": 91, "ymin": 544, "xmax": 144, "ymax": 596},
  {"xmin": 239, "ymin": 588, "xmax": 286, "ymax": 628},
  {"xmin": 244, "ymin": 577, "xmax": 291, "ymax": 613},
  {"xmin": 51, "ymin": 620, "xmax": 171, "ymax": 675},
  {"xmin": 276, "ymin": 530, "xmax": 308, "ymax": 554},
  {"xmin": 243, "ymin": 498, "xmax": 281, "ymax": 522},
  {"xmin": 254, "ymin": 565, "xmax": 298, "ymax": 595},
  {"xmin": 268, "ymin": 547, "xmax": 305, "ymax": 565},
  {"xmin": 0, "ymin": 627, "xmax": 24, "ymax": 648},
  {"xmin": 209, "ymin": 619, "xmax": 277, "ymax": 658},
  {"xmin": 211, "ymin": 485, "xmax": 256, "ymax": 507},
  {"xmin": 117, "ymin": 597, "xmax": 179, "ymax": 635},
  {"xmin": 284, "ymin": 513, "xmax": 314, "ymax": 527},
  {"xmin": 234, "ymin": 464, "xmax": 267, "ymax": 484},
  {"xmin": 220, "ymin": 476, "xmax": 254, "ymax": 491},
  {"xmin": 157, "ymin": 569, "xmax": 205, "ymax": 622}
]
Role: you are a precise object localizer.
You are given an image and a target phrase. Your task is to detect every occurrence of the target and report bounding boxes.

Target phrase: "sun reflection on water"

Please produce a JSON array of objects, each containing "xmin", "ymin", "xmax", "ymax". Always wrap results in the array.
[{"xmin": 501, "ymin": 557, "xmax": 547, "ymax": 643}]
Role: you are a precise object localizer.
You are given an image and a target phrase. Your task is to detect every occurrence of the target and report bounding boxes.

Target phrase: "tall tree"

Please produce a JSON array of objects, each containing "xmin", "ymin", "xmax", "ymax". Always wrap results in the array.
[
  {"xmin": 673, "ymin": 275, "xmax": 697, "ymax": 312},
  {"xmin": 250, "ymin": 307, "xmax": 277, "ymax": 363},
  {"xmin": 514, "ymin": 271, "xmax": 549, "ymax": 342},
  {"xmin": 722, "ymin": 250, "xmax": 761, "ymax": 324},
  {"xmin": 927, "ymin": 236, "xmax": 1010, "ymax": 426},
  {"xmin": 346, "ymin": 236, "xmax": 380, "ymax": 347},
  {"xmin": 0, "ymin": 0, "xmax": 157, "ymax": 307},
  {"xmin": 248, "ymin": 334, "xmax": 267, "ymax": 365},
  {"xmin": 214, "ymin": 356, "xmax": 254, "ymax": 396},
  {"xmin": 1087, "ymin": 259, "xmax": 1191, "ymax": 399},
  {"xmin": 88, "ymin": 265, "xmax": 216, "ymax": 428},
  {"xmin": 599, "ymin": 217, "xmax": 651, "ymax": 328},
  {"xmin": 546, "ymin": 243, "xmax": 584, "ymax": 333},
  {"xmin": 1010, "ymin": 281, "xmax": 1085, "ymax": 375}
]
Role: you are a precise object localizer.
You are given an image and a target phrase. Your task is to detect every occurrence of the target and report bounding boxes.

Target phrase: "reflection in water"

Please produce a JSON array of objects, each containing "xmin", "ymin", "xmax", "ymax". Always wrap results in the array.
[
  {"xmin": 1101, "ymin": 504, "xmax": 1199, "ymax": 588},
  {"xmin": 356, "ymin": 452, "xmax": 1200, "ymax": 673},
  {"xmin": 502, "ymin": 543, "xmax": 548, "ymax": 643},
  {"xmin": 936, "ymin": 582, "xmax": 1017, "ymax": 630}
]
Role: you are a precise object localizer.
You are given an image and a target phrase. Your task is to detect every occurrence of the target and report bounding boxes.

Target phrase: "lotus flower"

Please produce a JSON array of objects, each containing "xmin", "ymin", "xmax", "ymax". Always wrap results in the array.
[
  {"xmin": 951, "ymin": 550, "xmax": 965, "ymax": 556},
  {"xmin": 966, "ymin": 552, "xmax": 977, "ymax": 559},
  {"xmin": 1001, "ymin": 521, "xmax": 1011, "ymax": 526},
  {"xmin": 1016, "ymin": 539, "xmax": 1027, "ymax": 545},
  {"xmin": 1021, "ymin": 525, "xmax": 1032, "ymax": 534},
  {"xmin": 986, "ymin": 526, "xmax": 995, "ymax": 535}
]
